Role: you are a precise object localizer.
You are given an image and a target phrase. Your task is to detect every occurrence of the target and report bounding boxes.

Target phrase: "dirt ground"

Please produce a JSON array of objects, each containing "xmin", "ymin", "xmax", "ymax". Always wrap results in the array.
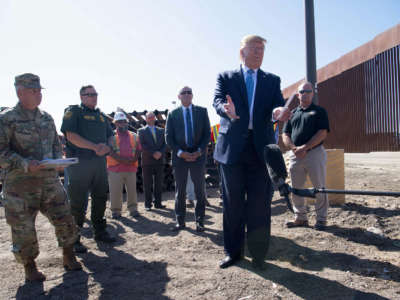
[{"xmin": 0, "ymin": 152, "xmax": 399, "ymax": 300}]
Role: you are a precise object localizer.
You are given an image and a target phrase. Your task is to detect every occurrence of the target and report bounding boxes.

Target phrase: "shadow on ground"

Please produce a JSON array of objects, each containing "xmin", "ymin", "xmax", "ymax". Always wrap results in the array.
[{"xmin": 267, "ymin": 236, "xmax": 400, "ymax": 282}]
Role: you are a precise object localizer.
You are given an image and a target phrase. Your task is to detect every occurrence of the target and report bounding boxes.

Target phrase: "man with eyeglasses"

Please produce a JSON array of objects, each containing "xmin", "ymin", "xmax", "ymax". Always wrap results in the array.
[
  {"xmin": 213, "ymin": 35, "xmax": 291, "ymax": 270},
  {"xmin": 61, "ymin": 85, "xmax": 115, "ymax": 253},
  {"xmin": 0, "ymin": 73, "xmax": 82, "ymax": 282},
  {"xmin": 165, "ymin": 86, "xmax": 211, "ymax": 232},
  {"xmin": 283, "ymin": 82, "xmax": 330, "ymax": 231}
]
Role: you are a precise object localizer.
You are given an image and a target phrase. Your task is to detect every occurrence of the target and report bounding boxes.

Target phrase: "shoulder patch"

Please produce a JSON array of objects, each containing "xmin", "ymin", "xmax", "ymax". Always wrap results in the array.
[{"xmin": 63, "ymin": 111, "xmax": 74, "ymax": 120}]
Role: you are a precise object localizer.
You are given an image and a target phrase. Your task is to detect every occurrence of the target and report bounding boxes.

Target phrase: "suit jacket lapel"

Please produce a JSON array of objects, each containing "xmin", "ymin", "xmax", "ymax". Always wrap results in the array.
[
  {"xmin": 176, "ymin": 107, "xmax": 185, "ymax": 141},
  {"xmin": 192, "ymin": 105, "xmax": 199, "ymax": 142},
  {"xmin": 154, "ymin": 126, "xmax": 158, "ymax": 145},
  {"xmin": 254, "ymin": 69, "xmax": 269, "ymax": 109},
  {"xmin": 146, "ymin": 125, "xmax": 157, "ymax": 146},
  {"xmin": 155, "ymin": 127, "xmax": 162, "ymax": 145},
  {"xmin": 177, "ymin": 106, "xmax": 184, "ymax": 123},
  {"xmin": 234, "ymin": 67, "xmax": 249, "ymax": 114},
  {"xmin": 254, "ymin": 70, "xmax": 264, "ymax": 106}
]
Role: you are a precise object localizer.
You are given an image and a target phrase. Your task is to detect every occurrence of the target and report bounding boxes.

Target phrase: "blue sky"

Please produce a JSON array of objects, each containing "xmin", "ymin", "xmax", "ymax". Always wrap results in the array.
[{"xmin": 1, "ymin": 0, "xmax": 399, "ymax": 128}]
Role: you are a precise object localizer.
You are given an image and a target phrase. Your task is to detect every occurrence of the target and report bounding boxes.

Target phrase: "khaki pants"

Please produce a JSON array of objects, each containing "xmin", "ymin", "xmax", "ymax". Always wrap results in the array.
[
  {"xmin": 108, "ymin": 171, "xmax": 138, "ymax": 214},
  {"xmin": 288, "ymin": 145, "xmax": 329, "ymax": 222}
]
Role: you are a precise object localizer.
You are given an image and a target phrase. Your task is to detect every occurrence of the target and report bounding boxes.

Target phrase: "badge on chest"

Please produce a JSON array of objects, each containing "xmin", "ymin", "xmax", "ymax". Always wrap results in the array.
[{"xmin": 83, "ymin": 115, "xmax": 96, "ymax": 121}]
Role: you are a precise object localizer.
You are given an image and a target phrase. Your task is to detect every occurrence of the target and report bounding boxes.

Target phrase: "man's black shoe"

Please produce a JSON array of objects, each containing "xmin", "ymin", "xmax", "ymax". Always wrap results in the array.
[
  {"xmin": 171, "ymin": 223, "xmax": 186, "ymax": 232},
  {"xmin": 219, "ymin": 255, "xmax": 241, "ymax": 269},
  {"xmin": 95, "ymin": 231, "xmax": 116, "ymax": 243},
  {"xmin": 196, "ymin": 221, "xmax": 205, "ymax": 232},
  {"xmin": 186, "ymin": 200, "xmax": 194, "ymax": 208},
  {"xmin": 73, "ymin": 241, "xmax": 88, "ymax": 254},
  {"xmin": 145, "ymin": 206, "xmax": 152, "ymax": 211},
  {"xmin": 154, "ymin": 204, "xmax": 166, "ymax": 209},
  {"xmin": 251, "ymin": 258, "xmax": 267, "ymax": 271},
  {"xmin": 112, "ymin": 212, "xmax": 121, "ymax": 220},
  {"xmin": 314, "ymin": 220, "xmax": 327, "ymax": 231}
]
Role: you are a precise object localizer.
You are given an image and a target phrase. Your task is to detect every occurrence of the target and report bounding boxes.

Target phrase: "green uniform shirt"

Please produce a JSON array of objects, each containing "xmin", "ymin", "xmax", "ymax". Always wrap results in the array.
[
  {"xmin": 0, "ymin": 103, "xmax": 62, "ymax": 178},
  {"xmin": 61, "ymin": 104, "xmax": 113, "ymax": 158}
]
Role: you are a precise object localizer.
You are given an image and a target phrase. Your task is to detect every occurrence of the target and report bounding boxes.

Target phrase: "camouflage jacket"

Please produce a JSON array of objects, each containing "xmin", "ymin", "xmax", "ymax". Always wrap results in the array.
[
  {"xmin": 0, "ymin": 103, "xmax": 62, "ymax": 178},
  {"xmin": 0, "ymin": 167, "xmax": 5, "ymax": 182}
]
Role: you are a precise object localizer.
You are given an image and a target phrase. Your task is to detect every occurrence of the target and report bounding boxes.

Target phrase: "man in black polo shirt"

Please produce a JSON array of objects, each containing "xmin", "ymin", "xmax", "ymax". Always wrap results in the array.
[
  {"xmin": 282, "ymin": 82, "xmax": 330, "ymax": 231},
  {"xmin": 61, "ymin": 85, "xmax": 116, "ymax": 253}
]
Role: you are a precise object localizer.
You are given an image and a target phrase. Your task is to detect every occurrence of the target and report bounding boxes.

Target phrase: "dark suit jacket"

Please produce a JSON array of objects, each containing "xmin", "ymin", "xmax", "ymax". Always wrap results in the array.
[
  {"xmin": 165, "ymin": 105, "xmax": 211, "ymax": 166},
  {"xmin": 138, "ymin": 126, "xmax": 166, "ymax": 166},
  {"xmin": 213, "ymin": 67, "xmax": 285, "ymax": 164}
]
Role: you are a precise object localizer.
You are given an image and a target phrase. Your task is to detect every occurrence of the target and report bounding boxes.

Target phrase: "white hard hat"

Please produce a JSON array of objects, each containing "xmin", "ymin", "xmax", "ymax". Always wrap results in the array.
[{"xmin": 114, "ymin": 111, "xmax": 127, "ymax": 122}]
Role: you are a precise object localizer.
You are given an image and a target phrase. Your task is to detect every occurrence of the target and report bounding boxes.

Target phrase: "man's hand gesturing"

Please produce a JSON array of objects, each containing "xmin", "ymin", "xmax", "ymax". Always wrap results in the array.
[{"xmin": 223, "ymin": 95, "xmax": 240, "ymax": 120}]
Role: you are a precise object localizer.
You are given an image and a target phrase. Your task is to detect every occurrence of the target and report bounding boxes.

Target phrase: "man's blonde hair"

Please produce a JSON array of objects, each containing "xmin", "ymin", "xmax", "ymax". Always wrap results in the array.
[{"xmin": 240, "ymin": 35, "xmax": 267, "ymax": 50}]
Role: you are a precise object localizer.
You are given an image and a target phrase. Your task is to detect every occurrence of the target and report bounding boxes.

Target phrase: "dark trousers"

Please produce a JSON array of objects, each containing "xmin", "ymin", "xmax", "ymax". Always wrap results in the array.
[
  {"xmin": 219, "ymin": 135, "xmax": 272, "ymax": 261},
  {"xmin": 142, "ymin": 164, "xmax": 164, "ymax": 207},
  {"xmin": 64, "ymin": 167, "xmax": 89, "ymax": 210},
  {"xmin": 67, "ymin": 156, "xmax": 108, "ymax": 234},
  {"xmin": 173, "ymin": 158, "xmax": 206, "ymax": 224}
]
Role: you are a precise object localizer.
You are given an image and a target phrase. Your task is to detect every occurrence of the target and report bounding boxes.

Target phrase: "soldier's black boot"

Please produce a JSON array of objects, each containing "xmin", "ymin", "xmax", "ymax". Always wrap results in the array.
[
  {"xmin": 73, "ymin": 235, "xmax": 87, "ymax": 254},
  {"xmin": 94, "ymin": 230, "xmax": 116, "ymax": 243},
  {"xmin": 63, "ymin": 246, "xmax": 83, "ymax": 270},
  {"xmin": 24, "ymin": 259, "xmax": 46, "ymax": 282}
]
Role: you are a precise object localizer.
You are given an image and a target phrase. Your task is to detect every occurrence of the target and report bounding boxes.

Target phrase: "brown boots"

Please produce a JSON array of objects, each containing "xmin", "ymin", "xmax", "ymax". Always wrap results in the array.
[
  {"xmin": 24, "ymin": 259, "xmax": 46, "ymax": 282},
  {"xmin": 24, "ymin": 246, "xmax": 81, "ymax": 282},
  {"xmin": 63, "ymin": 245, "xmax": 82, "ymax": 271}
]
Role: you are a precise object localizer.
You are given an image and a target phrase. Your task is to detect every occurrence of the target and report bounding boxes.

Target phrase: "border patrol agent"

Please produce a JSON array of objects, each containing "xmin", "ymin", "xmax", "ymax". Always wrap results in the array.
[
  {"xmin": 61, "ymin": 85, "xmax": 115, "ymax": 253},
  {"xmin": 0, "ymin": 74, "xmax": 81, "ymax": 282}
]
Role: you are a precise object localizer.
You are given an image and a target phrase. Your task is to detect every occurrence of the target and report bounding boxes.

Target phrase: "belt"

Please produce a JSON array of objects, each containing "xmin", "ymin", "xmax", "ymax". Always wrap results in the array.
[
  {"xmin": 184, "ymin": 147, "xmax": 198, "ymax": 153},
  {"xmin": 307, "ymin": 143, "xmax": 323, "ymax": 152}
]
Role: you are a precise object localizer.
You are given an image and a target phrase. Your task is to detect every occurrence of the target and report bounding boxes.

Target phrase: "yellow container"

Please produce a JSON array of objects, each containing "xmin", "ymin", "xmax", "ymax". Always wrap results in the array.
[{"xmin": 285, "ymin": 149, "xmax": 345, "ymax": 205}]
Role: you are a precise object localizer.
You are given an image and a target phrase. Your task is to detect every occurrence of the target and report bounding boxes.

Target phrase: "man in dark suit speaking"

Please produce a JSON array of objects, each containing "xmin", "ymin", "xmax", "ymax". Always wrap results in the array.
[
  {"xmin": 166, "ymin": 86, "xmax": 211, "ymax": 232},
  {"xmin": 213, "ymin": 35, "xmax": 291, "ymax": 269}
]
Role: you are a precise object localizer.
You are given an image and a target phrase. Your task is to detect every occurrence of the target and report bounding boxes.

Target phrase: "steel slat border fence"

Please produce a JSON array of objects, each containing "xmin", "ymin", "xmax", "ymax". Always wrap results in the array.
[{"xmin": 316, "ymin": 44, "xmax": 400, "ymax": 152}]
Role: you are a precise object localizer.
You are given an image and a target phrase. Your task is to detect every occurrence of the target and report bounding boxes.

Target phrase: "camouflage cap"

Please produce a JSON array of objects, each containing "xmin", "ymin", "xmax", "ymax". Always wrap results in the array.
[{"xmin": 14, "ymin": 73, "xmax": 44, "ymax": 89}]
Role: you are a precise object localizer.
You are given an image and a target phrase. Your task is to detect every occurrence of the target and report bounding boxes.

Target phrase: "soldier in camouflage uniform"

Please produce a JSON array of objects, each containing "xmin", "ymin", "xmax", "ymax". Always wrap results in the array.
[
  {"xmin": 0, "ymin": 107, "xmax": 7, "ymax": 205},
  {"xmin": 61, "ymin": 84, "xmax": 115, "ymax": 253},
  {"xmin": 0, "ymin": 74, "xmax": 82, "ymax": 282},
  {"xmin": 0, "ymin": 166, "xmax": 4, "ymax": 206}
]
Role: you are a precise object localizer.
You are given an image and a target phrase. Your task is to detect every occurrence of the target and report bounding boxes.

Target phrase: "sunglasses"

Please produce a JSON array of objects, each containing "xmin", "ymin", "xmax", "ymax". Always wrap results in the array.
[
  {"xmin": 299, "ymin": 89, "xmax": 313, "ymax": 94},
  {"xmin": 82, "ymin": 93, "xmax": 98, "ymax": 97},
  {"xmin": 180, "ymin": 91, "xmax": 192, "ymax": 95}
]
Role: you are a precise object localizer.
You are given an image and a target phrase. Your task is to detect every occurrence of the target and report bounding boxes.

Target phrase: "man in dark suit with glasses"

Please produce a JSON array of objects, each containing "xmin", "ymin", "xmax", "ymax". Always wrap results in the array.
[{"xmin": 165, "ymin": 86, "xmax": 211, "ymax": 233}]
